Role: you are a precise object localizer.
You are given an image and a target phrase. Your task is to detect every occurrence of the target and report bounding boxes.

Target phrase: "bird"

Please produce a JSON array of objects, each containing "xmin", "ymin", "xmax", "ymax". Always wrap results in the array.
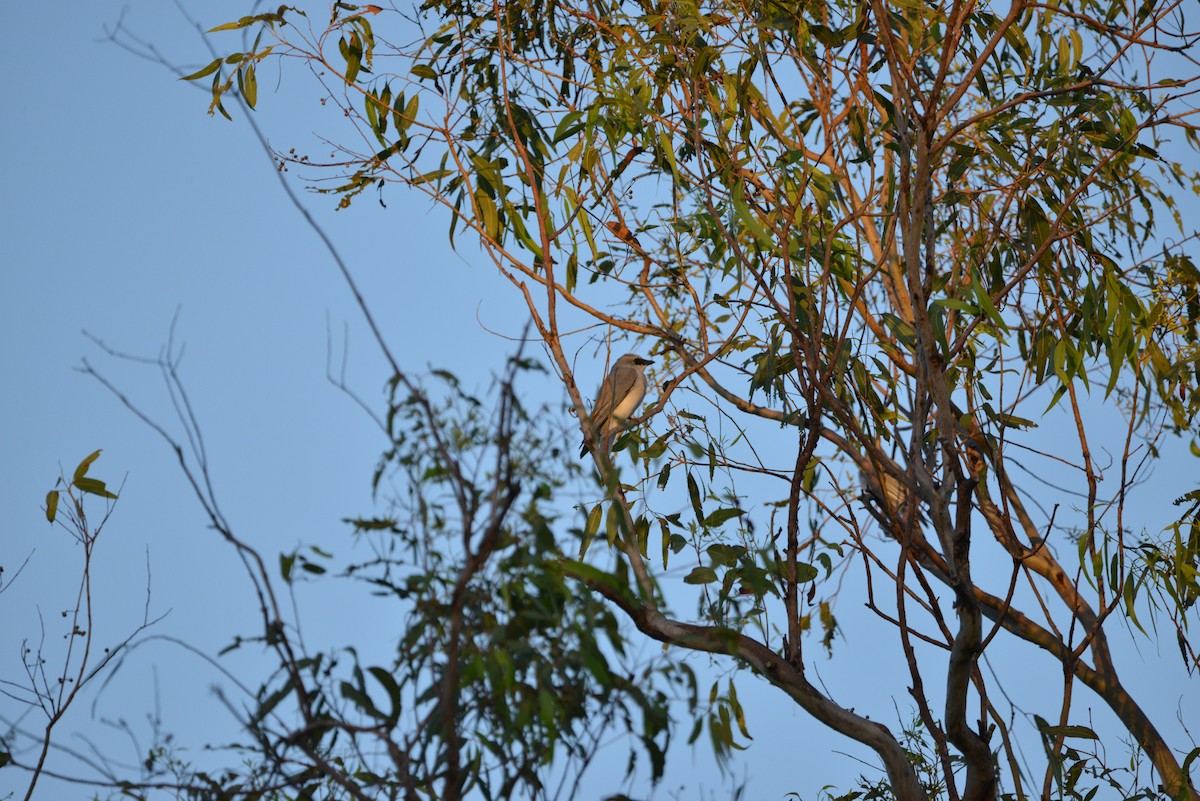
[
  {"xmin": 859, "ymin": 464, "xmax": 926, "ymax": 526},
  {"xmin": 580, "ymin": 354, "xmax": 654, "ymax": 457}
]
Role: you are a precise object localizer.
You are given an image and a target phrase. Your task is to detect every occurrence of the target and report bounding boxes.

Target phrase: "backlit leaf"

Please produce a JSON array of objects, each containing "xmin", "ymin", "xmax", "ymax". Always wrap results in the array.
[
  {"xmin": 74, "ymin": 477, "xmax": 117, "ymax": 500},
  {"xmin": 179, "ymin": 58, "xmax": 222, "ymax": 82},
  {"xmin": 73, "ymin": 449, "xmax": 102, "ymax": 482}
]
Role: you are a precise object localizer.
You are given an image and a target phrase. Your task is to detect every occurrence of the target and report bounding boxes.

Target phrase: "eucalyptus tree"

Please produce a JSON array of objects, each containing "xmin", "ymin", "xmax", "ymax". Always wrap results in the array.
[{"xmin": 185, "ymin": 0, "xmax": 1200, "ymax": 798}]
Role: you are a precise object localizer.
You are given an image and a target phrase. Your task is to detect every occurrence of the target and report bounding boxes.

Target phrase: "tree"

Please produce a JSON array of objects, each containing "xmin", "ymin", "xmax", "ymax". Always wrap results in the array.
[
  {"xmin": 6, "ymin": 349, "xmax": 694, "ymax": 801},
  {"xmin": 15, "ymin": 0, "xmax": 1199, "ymax": 798},
  {"xmin": 0, "ymin": 453, "xmax": 158, "ymax": 801}
]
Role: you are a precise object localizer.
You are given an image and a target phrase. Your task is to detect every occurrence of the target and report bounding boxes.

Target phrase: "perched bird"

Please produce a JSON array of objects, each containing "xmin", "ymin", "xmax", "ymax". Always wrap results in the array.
[
  {"xmin": 580, "ymin": 354, "xmax": 654, "ymax": 457},
  {"xmin": 860, "ymin": 464, "xmax": 925, "ymax": 525}
]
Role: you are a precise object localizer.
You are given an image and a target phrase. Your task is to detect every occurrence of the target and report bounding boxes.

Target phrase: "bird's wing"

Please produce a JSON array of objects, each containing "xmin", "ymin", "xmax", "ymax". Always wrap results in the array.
[{"xmin": 590, "ymin": 371, "xmax": 617, "ymax": 425}]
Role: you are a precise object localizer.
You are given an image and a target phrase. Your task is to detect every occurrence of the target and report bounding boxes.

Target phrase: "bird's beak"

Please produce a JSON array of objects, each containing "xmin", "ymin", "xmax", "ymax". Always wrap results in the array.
[{"xmin": 636, "ymin": 358, "xmax": 654, "ymax": 365}]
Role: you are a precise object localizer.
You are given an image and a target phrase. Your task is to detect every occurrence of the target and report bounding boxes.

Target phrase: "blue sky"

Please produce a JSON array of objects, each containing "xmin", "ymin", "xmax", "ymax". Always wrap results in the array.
[
  {"xmin": 2, "ymin": 2, "xmax": 1197, "ymax": 800},
  {"xmin": 0, "ymin": 0, "xmax": 524, "ymax": 792}
]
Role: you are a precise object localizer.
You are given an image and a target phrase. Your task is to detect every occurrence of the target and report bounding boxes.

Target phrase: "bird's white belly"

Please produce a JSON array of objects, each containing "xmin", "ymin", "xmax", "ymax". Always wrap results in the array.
[{"xmin": 610, "ymin": 378, "xmax": 646, "ymax": 420}]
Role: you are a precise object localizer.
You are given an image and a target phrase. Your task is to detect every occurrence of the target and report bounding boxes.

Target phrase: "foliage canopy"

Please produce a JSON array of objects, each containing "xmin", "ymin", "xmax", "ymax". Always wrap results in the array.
[
  {"xmin": 191, "ymin": 0, "xmax": 1200, "ymax": 797},
  {"xmin": 15, "ymin": 0, "xmax": 1200, "ymax": 799}
]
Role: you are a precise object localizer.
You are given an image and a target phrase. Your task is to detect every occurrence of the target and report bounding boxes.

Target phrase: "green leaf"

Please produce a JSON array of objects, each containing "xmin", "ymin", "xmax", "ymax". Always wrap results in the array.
[
  {"xmin": 728, "ymin": 680, "xmax": 752, "ymax": 739},
  {"xmin": 684, "ymin": 566, "xmax": 718, "ymax": 584},
  {"xmin": 581, "ymin": 503, "xmax": 602, "ymax": 558},
  {"xmin": 703, "ymin": 507, "xmax": 745, "ymax": 528},
  {"xmin": 605, "ymin": 502, "xmax": 620, "ymax": 546},
  {"xmin": 553, "ymin": 110, "xmax": 584, "ymax": 143},
  {"xmin": 660, "ymin": 518, "xmax": 671, "ymax": 567},
  {"xmin": 706, "ymin": 543, "xmax": 746, "ymax": 566},
  {"xmin": 1042, "ymin": 724, "xmax": 1099, "ymax": 740},
  {"xmin": 365, "ymin": 87, "xmax": 383, "ymax": 134},
  {"xmin": 341, "ymin": 681, "xmax": 385, "ymax": 719},
  {"xmin": 934, "ymin": 298, "xmax": 978, "ymax": 312},
  {"xmin": 1042, "ymin": 383, "xmax": 1069, "ymax": 414},
  {"xmin": 179, "ymin": 58, "xmax": 223, "ymax": 82},
  {"xmin": 687, "ymin": 472, "xmax": 704, "ymax": 523},
  {"xmin": 74, "ymin": 477, "xmax": 117, "ymax": 499},
  {"xmin": 343, "ymin": 34, "xmax": 362, "ymax": 84},
  {"xmin": 208, "ymin": 12, "xmax": 286, "ymax": 33},
  {"xmin": 635, "ymin": 514, "xmax": 650, "ymax": 557},
  {"xmin": 211, "ymin": 72, "xmax": 233, "ymax": 121},
  {"xmin": 243, "ymin": 63, "xmax": 258, "ymax": 109},
  {"xmin": 1123, "ymin": 572, "xmax": 1146, "ymax": 634},
  {"xmin": 970, "ymin": 273, "xmax": 1008, "ymax": 332},
  {"xmin": 474, "ymin": 189, "xmax": 500, "ymax": 239},
  {"xmin": 217, "ymin": 636, "xmax": 244, "ymax": 656},
  {"xmin": 251, "ymin": 678, "xmax": 294, "ymax": 724},
  {"xmin": 367, "ymin": 667, "xmax": 402, "ymax": 726},
  {"xmin": 795, "ymin": 562, "xmax": 819, "ymax": 583},
  {"xmin": 657, "ymin": 460, "xmax": 672, "ymax": 490},
  {"xmin": 280, "ymin": 552, "xmax": 296, "ymax": 584},
  {"xmin": 73, "ymin": 449, "xmax": 102, "ymax": 482},
  {"xmin": 401, "ymin": 93, "xmax": 420, "ymax": 130},
  {"xmin": 343, "ymin": 516, "xmax": 398, "ymax": 533},
  {"xmin": 46, "ymin": 490, "xmax": 59, "ymax": 523},
  {"xmin": 1000, "ymin": 413, "xmax": 1038, "ymax": 430},
  {"xmin": 659, "ymin": 130, "xmax": 679, "ymax": 182}
]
